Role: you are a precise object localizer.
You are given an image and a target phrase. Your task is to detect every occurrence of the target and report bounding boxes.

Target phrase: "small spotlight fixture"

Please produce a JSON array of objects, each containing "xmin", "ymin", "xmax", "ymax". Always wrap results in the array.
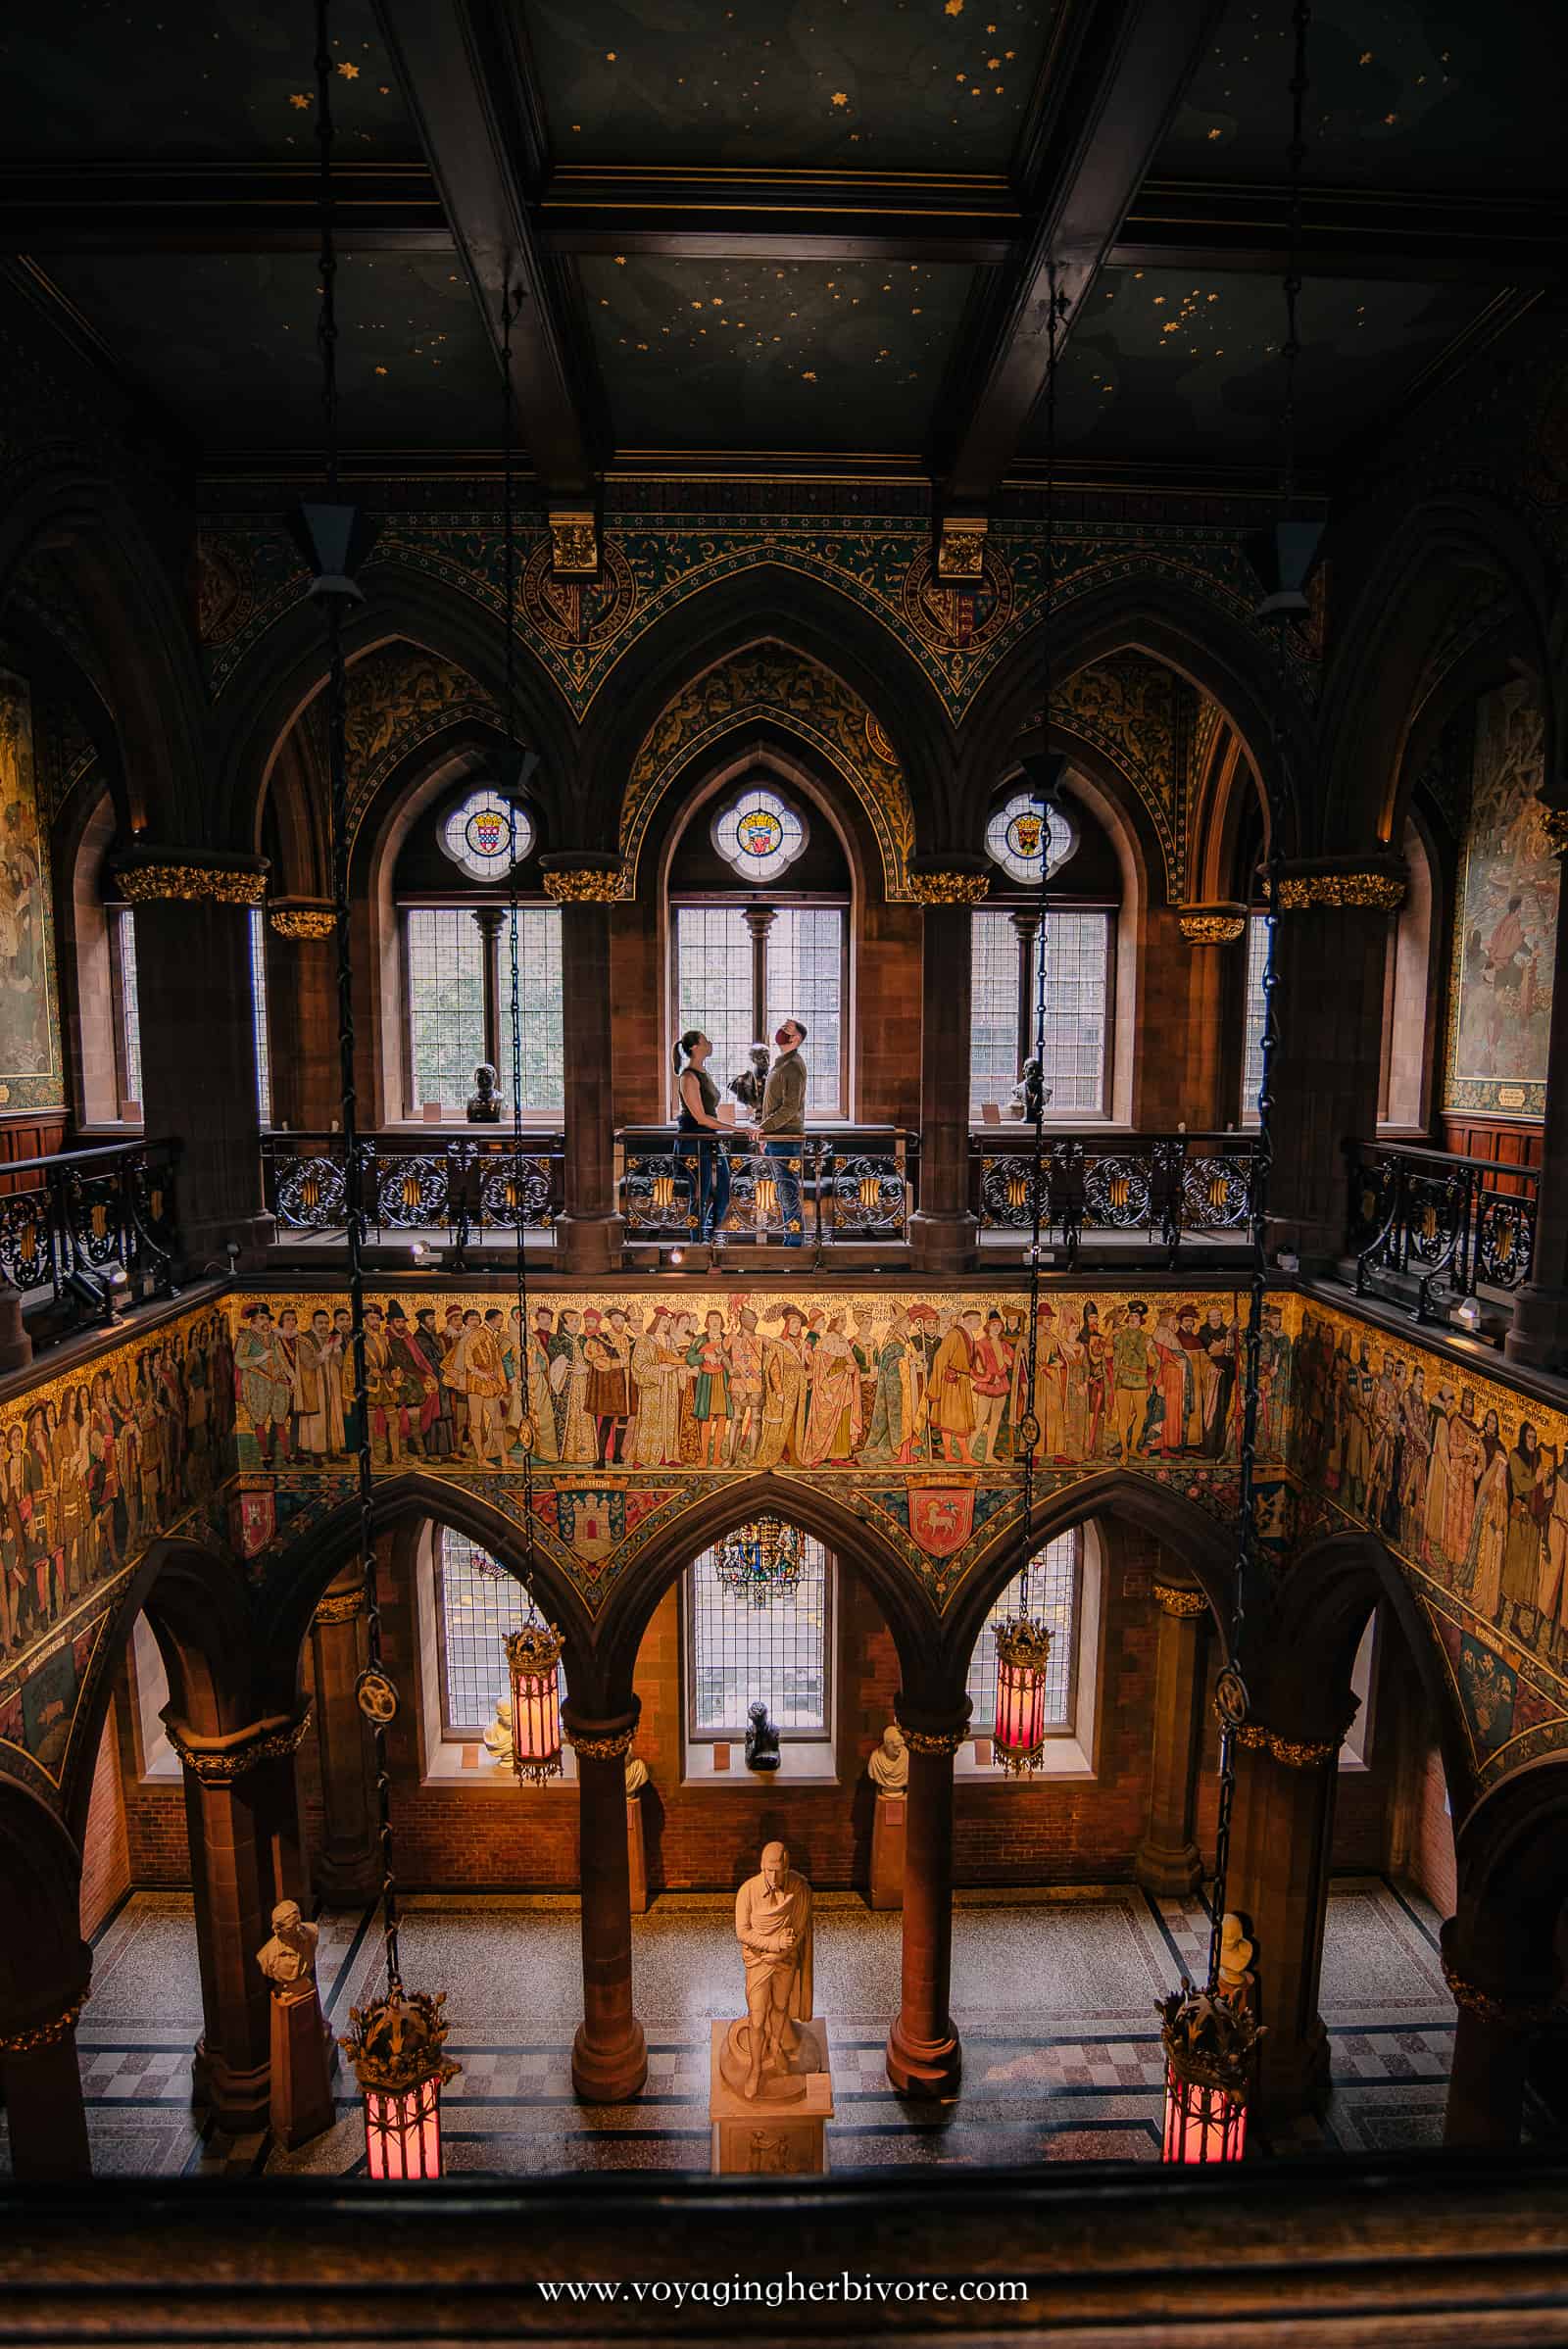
[
  {"xmin": 1455, "ymin": 1297, "xmax": 1482, "ymax": 1334},
  {"xmin": 65, "ymin": 1265, "xmax": 128, "ymax": 1328},
  {"xmin": 669, "ymin": 1246, "xmax": 684, "ymax": 1266},
  {"xmin": 409, "ymin": 1240, "xmax": 432, "ymax": 1264}
]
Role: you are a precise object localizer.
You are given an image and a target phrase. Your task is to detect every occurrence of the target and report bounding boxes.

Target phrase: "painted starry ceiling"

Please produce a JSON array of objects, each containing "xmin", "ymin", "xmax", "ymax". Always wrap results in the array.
[{"xmin": 0, "ymin": 0, "xmax": 1556, "ymax": 470}]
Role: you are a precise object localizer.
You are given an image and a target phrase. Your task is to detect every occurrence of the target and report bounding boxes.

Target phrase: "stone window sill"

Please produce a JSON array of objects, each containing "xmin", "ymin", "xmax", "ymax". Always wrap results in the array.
[
  {"xmin": 682, "ymin": 1738, "xmax": 838, "ymax": 1789},
  {"xmin": 955, "ymin": 1733, "xmax": 1095, "ymax": 1781}
]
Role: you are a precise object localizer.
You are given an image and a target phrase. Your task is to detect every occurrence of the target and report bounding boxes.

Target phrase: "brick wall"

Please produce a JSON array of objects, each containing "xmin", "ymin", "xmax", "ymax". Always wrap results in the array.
[
  {"xmin": 1408, "ymin": 1738, "xmax": 1457, "ymax": 1915},
  {"xmin": 105, "ymin": 1649, "xmax": 189, "ymax": 1889},
  {"xmin": 78, "ymin": 1693, "xmax": 131, "ymax": 1938}
]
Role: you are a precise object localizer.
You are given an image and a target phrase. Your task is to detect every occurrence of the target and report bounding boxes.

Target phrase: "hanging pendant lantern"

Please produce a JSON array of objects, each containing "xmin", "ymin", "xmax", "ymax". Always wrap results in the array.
[
  {"xmin": 1158, "ymin": 1981, "xmax": 1261, "ymax": 2165},
  {"xmin": 713, "ymin": 1517, "xmax": 805, "ymax": 1603},
  {"xmin": 993, "ymin": 1615, "xmax": 1053, "ymax": 1774},
  {"xmin": 341, "ymin": 1987, "xmax": 460, "ymax": 2178},
  {"xmin": 505, "ymin": 1617, "xmax": 565, "ymax": 1783}
]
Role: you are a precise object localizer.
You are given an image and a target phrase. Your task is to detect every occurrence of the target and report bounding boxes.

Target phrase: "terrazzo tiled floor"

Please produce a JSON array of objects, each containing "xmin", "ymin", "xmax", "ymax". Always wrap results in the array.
[{"xmin": 0, "ymin": 1876, "xmax": 1455, "ymax": 2178}]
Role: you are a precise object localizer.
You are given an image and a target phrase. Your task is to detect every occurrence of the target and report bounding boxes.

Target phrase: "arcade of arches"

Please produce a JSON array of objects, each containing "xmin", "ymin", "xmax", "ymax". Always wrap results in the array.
[{"xmin": 1, "ymin": 2, "xmax": 1568, "ymax": 2313}]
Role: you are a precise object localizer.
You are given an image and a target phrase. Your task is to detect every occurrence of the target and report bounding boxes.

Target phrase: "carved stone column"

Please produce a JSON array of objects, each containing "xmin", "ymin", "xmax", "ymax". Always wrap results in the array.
[
  {"xmin": 1266, "ymin": 861, "xmax": 1404, "ymax": 1271},
  {"xmin": 906, "ymin": 865, "xmax": 986, "ymax": 1276},
  {"xmin": 542, "ymin": 856, "xmax": 623, "ymax": 1275},
  {"xmin": 1441, "ymin": 1917, "xmax": 1560, "ymax": 2149},
  {"xmin": 1223, "ymin": 1718, "xmax": 1344, "ymax": 2122},
  {"xmin": 265, "ymin": 903, "xmax": 340, "ymax": 1132},
  {"xmin": 309, "ymin": 1569, "xmax": 379, "ymax": 1904},
  {"xmin": 114, "ymin": 851, "xmax": 275, "ymax": 1267},
  {"xmin": 564, "ymin": 1703, "xmax": 648, "ymax": 2102},
  {"xmin": 0, "ymin": 1987, "xmax": 92, "ymax": 2180},
  {"xmin": 167, "ymin": 1703, "xmax": 314, "ymax": 2133},
  {"xmin": 1133, "ymin": 1580, "xmax": 1209, "ymax": 1897},
  {"xmin": 1505, "ymin": 820, "xmax": 1568, "ymax": 1367},
  {"xmin": 886, "ymin": 1700, "xmax": 969, "ymax": 2098}
]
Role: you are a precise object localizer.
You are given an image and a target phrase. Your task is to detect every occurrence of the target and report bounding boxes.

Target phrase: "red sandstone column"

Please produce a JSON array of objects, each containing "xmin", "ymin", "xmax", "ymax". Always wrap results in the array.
[
  {"xmin": 541, "ymin": 857, "xmax": 624, "ymax": 1275},
  {"xmin": 168, "ymin": 1706, "xmax": 314, "ymax": 2133},
  {"xmin": 907, "ymin": 875, "xmax": 982, "ymax": 1276},
  {"xmin": 886, "ymin": 1700, "xmax": 968, "ymax": 2097},
  {"xmin": 1133, "ymin": 1579, "xmax": 1209, "ymax": 1898},
  {"xmin": 1506, "ymin": 834, "xmax": 1568, "ymax": 1367},
  {"xmin": 1223, "ymin": 1722, "xmax": 1342, "ymax": 2122},
  {"xmin": 564, "ymin": 1703, "xmax": 648, "ymax": 2102},
  {"xmin": 265, "ymin": 905, "xmax": 342, "ymax": 1131},
  {"xmin": 309, "ymin": 1570, "xmax": 380, "ymax": 1904},
  {"xmin": 1440, "ymin": 1917, "xmax": 1559, "ymax": 2149},
  {"xmin": 118, "ymin": 857, "xmax": 276, "ymax": 1267},
  {"xmin": 1, "ymin": 1995, "xmax": 92, "ymax": 2180}
]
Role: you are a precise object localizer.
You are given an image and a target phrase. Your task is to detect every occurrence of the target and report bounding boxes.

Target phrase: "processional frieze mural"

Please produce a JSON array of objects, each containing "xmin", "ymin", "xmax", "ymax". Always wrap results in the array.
[
  {"xmin": 197, "ymin": 512, "xmax": 1303, "ymax": 729},
  {"xmin": 6, "ymin": 1283, "xmax": 1568, "ymax": 1802}
]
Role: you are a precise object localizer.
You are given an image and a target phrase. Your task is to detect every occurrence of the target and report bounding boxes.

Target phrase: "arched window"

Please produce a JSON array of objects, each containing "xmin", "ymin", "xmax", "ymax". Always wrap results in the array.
[
  {"xmin": 109, "ymin": 905, "xmax": 143, "ymax": 1114},
  {"xmin": 669, "ymin": 773, "xmax": 850, "ymax": 1118},
  {"xmin": 395, "ymin": 781, "xmax": 562, "ymax": 1120},
  {"xmin": 247, "ymin": 906, "xmax": 271, "ymax": 1125},
  {"xmin": 1379, "ymin": 816, "xmax": 1436, "ymax": 1131},
  {"xmin": 1240, "ymin": 910, "xmax": 1269, "ymax": 1121},
  {"xmin": 417, "ymin": 1524, "xmax": 571, "ymax": 1782},
  {"xmin": 961, "ymin": 1525, "xmax": 1102, "ymax": 1775},
  {"xmin": 971, "ymin": 779, "xmax": 1116, "ymax": 1119},
  {"xmin": 682, "ymin": 1531, "xmax": 836, "ymax": 1779}
]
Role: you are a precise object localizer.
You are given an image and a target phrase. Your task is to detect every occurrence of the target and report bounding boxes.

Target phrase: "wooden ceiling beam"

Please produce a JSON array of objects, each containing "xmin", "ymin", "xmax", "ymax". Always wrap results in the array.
[
  {"xmin": 1112, "ymin": 179, "xmax": 1568, "ymax": 286},
  {"xmin": 372, "ymin": 0, "xmax": 601, "ymax": 499},
  {"xmin": 0, "ymin": 163, "xmax": 452, "ymax": 255},
  {"xmin": 937, "ymin": 0, "xmax": 1225, "ymax": 505},
  {"xmin": 536, "ymin": 167, "xmax": 1020, "ymax": 264}
]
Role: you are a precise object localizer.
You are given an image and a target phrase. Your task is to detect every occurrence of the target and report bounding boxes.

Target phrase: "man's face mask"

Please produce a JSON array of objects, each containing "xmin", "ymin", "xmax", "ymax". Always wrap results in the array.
[{"xmin": 775, "ymin": 1026, "xmax": 795, "ymax": 1050}]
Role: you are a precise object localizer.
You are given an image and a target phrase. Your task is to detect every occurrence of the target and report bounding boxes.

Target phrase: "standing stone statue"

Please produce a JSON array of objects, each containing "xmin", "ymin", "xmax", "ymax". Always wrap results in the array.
[
  {"xmin": 727, "ymin": 1840, "xmax": 813, "ymax": 2101},
  {"xmin": 867, "ymin": 1722, "xmax": 907, "ymax": 1795}
]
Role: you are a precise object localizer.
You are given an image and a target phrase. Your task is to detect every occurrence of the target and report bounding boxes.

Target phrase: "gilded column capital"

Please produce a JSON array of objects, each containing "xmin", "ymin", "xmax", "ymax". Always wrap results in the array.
[
  {"xmin": 563, "ymin": 1700, "xmax": 639, "ymax": 1763},
  {"xmin": 113, "ymin": 847, "xmax": 270, "ymax": 907},
  {"xmin": 1268, "ymin": 855, "xmax": 1406, "ymax": 913},
  {"xmin": 539, "ymin": 851, "xmax": 624, "ymax": 904},
  {"xmin": 1442, "ymin": 1962, "xmax": 1557, "ymax": 2033},
  {"xmin": 0, "ymin": 1989, "xmax": 89, "ymax": 2055},
  {"xmin": 895, "ymin": 1697, "xmax": 973, "ymax": 1755},
  {"xmin": 906, "ymin": 856, "xmax": 990, "ymax": 907},
  {"xmin": 1177, "ymin": 902, "xmax": 1248, "ymax": 946},
  {"xmin": 164, "ymin": 1701, "xmax": 315, "ymax": 1784},
  {"xmin": 313, "ymin": 1589, "xmax": 367, "ymax": 1627},
  {"xmin": 270, "ymin": 898, "xmax": 337, "ymax": 941},
  {"xmin": 1231, "ymin": 1717, "xmax": 1341, "ymax": 1768},
  {"xmin": 1152, "ymin": 1582, "xmax": 1208, "ymax": 1619}
]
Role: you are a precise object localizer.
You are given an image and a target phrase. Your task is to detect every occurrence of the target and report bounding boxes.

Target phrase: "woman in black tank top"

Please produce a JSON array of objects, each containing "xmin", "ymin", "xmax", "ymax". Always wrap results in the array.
[{"xmin": 673, "ymin": 1030, "xmax": 732, "ymax": 1241}]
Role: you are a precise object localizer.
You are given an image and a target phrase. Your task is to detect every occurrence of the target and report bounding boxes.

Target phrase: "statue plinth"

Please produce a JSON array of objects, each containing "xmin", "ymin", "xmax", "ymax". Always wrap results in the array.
[
  {"xmin": 626, "ymin": 1789, "xmax": 648, "ymax": 1916},
  {"xmin": 869, "ymin": 1792, "xmax": 906, "ymax": 1911},
  {"xmin": 269, "ymin": 1985, "xmax": 336, "ymax": 2149},
  {"xmin": 710, "ymin": 2019, "xmax": 833, "ymax": 2175}
]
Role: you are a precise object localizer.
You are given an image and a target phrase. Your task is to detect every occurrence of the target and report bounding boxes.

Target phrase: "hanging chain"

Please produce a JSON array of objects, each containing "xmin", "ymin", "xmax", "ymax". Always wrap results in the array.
[
  {"xmin": 1205, "ymin": 0, "xmax": 1307, "ymax": 1994},
  {"xmin": 500, "ymin": 283, "xmax": 540, "ymax": 1608},
  {"xmin": 1017, "ymin": 270, "xmax": 1066, "ymax": 1581},
  {"xmin": 315, "ymin": 0, "xmax": 400, "ymax": 1995}
]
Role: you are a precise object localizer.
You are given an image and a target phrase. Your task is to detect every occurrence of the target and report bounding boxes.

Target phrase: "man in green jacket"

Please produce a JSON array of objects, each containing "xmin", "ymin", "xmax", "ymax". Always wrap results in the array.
[{"xmin": 754, "ymin": 1018, "xmax": 808, "ymax": 1248}]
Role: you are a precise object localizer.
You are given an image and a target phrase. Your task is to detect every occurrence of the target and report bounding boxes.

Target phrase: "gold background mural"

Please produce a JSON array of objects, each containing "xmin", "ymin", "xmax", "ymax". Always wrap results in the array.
[
  {"xmin": 1444, "ymin": 679, "xmax": 1556, "ymax": 1118},
  {"xmin": 0, "ymin": 667, "xmax": 64, "ymax": 1110}
]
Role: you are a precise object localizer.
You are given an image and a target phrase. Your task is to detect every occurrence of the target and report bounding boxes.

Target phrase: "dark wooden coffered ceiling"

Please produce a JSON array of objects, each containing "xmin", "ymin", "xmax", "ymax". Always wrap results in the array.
[{"xmin": 0, "ymin": 0, "xmax": 1559, "ymax": 491}]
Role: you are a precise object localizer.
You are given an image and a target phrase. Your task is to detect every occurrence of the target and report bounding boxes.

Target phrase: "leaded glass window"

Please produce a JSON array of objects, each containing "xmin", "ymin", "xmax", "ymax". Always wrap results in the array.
[
  {"xmin": 1241, "ymin": 911, "xmax": 1269, "ymax": 1123},
  {"xmin": 673, "ymin": 905, "xmax": 756, "ymax": 1107},
  {"xmin": 434, "ymin": 1526, "xmax": 562, "ymax": 1739},
  {"xmin": 112, "ymin": 905, "xmax": 143, "ymax": 1110},
  {"xmin": 404, "ymin": 905, "xmax": 563, "ymax": 1117},
  {"xmin": 969, "ymin": 906, "xmax": 1111, "ymax": 1116},
  {"xmin": 249, "ymin": 906, "xmax": 272, "ymax": 1126},
  {"xmin": 966, "ymin": 1529, "xmax": 1081, "ymax": 1735},
  {"xmin": 672, "ymin": 902, "xmax": 847, "ymax": 1117},
  {"xmin": 764, "ymin": 906, "xmax": 843, "ymax": 1118},
  {"xmin": 687, "ymin": 1534, "xmax": 832, "ymax": 1739},
  {"xmin": 438, "ymin": 788, "xmax": 535, "ymax": 883},
  {"xmin": 985, "ymin": 791, "xmax": 1076, "ymax": 885},
  {"xmin": 710, "ymin": 784, "xmax": 807, "ymax": 881}
]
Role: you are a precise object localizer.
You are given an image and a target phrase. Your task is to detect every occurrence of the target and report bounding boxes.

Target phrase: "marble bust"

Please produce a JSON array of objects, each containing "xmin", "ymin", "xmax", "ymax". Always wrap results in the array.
[
  {"xmin": 867, "ymin": 1722, "xmax": 907, "ymax": 1796},
  {"xmin": 256, "ymin": 1898, "xmax": 320, "ymax": 2001},
  {"xmin": 483, "ymin": 1696, "xmax": 514, "ymax": 1767},
  {"xmin": 1218, "ymin": 1911, "xmax": 1256, "ymax": 1998},
  {"xmin": 730, "ymin": 1840, "xmax": 814, "ymax": 2101},
  {"xmin": 744, "ymin": 1698, "xmax": 781, "ymax": 1773},
  {"xmin": 624, "ymin": 1754, "xmax": 649, "ymax": 1794},
  {"xmin": 466, "ymin": 1061, "xmax": 502, "ymax": 1122}
]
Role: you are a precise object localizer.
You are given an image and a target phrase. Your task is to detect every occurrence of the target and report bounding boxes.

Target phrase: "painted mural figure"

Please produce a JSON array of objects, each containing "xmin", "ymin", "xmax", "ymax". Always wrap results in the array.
[
  {"xmin": 235, "ymin": 1306, "xmax": 289, "ymax": 1465},
  {"xmin": 968, "ymin": 1309, "xmax": 1013, "ymax": 1467},
  {"xmin": 798, "ymin": 1314, "xmax": 864, "ymax": 1467},
  {"xmin": 585, "ymin": 1306, "xmax": 636, "ymax": 1467},
  {"xmin": 1110, "ymin": 1302, "xmax": 1157, "ymax": 1461},
  {"xmin": 686, "ymin": 1309, "xmax": 732, "ymax": 1468},
  {"xmin": 1466, "ymin": 1412, "xmax": 1509, "ymax": 1620},
  {"xmin": 726, "ymin": 1306, "xmax": 764, "ymax": 1465},
  {"xmin": 444, "ymin": 1307, "xmax": 509, "ymax": 1467},
  {"xmin": 1445, "ymin": 1392, "xmax": 1486, "ymax": 1569},
  {"xmin": 754, "ymin": 1308, "xmax": 810, "ymax": 1469},
  {"xmin": 1500, "ymin": 1424, "xmax": 1544, "ymax": 1630},
  {"xmin": 1011, "ymin": 1301, "xmax": 1067, "ymax": 1463},
  {"xmin": 865, "ymin": 1308, "xmax": 923, "ymax": 1466}
]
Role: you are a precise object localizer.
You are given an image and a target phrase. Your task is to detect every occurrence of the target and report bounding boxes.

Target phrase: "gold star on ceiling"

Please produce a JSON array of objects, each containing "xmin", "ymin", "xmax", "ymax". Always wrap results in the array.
[
  {"xmin": 289, "ymin": 92, "xmax": 311, "ymax": 109},
  {"xmin": 337, "ymin": 60, "xmax": 359, "ymax": 77}
]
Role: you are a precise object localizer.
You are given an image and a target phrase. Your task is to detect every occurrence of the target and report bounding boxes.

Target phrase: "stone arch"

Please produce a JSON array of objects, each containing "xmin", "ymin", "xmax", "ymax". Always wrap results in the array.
[
  {"xmin": 956, "ymin": 573, "xmax": 1307, "ymax": 854},
  {"xmin": 588, "ymin": 1473, "xmax": 943, "ymax": 1718},
  {"xmin": 1262, "ymin": 1529, "xmax": 1474, "ymax": 1817},
  {"xmin": 1318, "ymin": 493, "xmax": 1554, "ymax": 854},
  {"xmin": 618, "ymin": 643, "xmax": 917, "ymax": 904},
  {"xmin": 576, "ymin": 564, "xmax": 957, "ymax": 854},
  {"xmin": 252, "ymin": 1469, "xmax": 597, "ymax": 1709},
  {"xmin": 209, "ymin": 562, "xmax": 581, "ymax": 862},
  {"xmin": 940, "ymin": 1469, "xmax": 1237, "ymax": 1688},
  {"xmin": 1449, "ymin": 1751, "xmax": 1568, "ymax": 1989},
  {"xmin": 0, "ymin": 1777, "xmax": 91, "ymax": 2047}
]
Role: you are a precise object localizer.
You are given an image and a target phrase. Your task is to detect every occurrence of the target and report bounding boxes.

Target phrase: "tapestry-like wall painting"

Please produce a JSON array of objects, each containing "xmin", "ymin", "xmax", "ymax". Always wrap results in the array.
[
  {"xmin": 0, "ymin": 668, "xmax": 65, "ymax": 1112},
  {"xmin": 0, "ymin": 1303, "xmax": 235, "ymax": 1782},
  {"xmin": 1444, "ymin": 679, "xmax": 1555, "ymax": 1119},
  {"xmin": 1291, "ymin": 1300, "xmax": 1568, "ymax": 1786}
]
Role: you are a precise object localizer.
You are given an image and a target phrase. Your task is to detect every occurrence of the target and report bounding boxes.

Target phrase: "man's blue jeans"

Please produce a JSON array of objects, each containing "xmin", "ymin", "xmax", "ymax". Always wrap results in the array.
[{"xmin": 765, "ymin": 1138, "xmax": 806, "ymax": 1248}]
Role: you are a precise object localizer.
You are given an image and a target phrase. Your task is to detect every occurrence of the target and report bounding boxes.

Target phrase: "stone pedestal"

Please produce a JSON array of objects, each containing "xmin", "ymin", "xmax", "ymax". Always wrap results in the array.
[
  {"xmin": 869, "ymin": 1794, "xmax": 906, "ymax": 1911},
  {"xmin": 268, "ymin": 1987, "xmax": 336, "ymax": 2149},
  {"xmin": 710, "ymin": 2018, "xmax": 833, "ymax": 2176},
  {"xmin": 626, "ymin": 1791, "xmax": 648, "ymax": 1917}
]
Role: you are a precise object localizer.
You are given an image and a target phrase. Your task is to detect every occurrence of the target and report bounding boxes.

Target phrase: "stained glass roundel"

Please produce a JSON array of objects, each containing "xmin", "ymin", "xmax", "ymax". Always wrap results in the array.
[
  {"xmin": 985, "ymin": 791, "xmax": 1076, "ymax": 885},
  {"xmin": 439, "ymin": 788, "xmax": 534, "ymax": 882},
  {"xmin": 710, "ymin": 786, "xmax": 807, "ymax": 880}
]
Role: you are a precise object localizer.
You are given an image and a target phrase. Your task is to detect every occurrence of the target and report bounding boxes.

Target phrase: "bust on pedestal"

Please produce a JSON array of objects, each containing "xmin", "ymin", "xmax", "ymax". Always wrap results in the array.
[
  {"xmin": 710, "ymin": 1840, "xmax": 833, "ymax": 2174},
  {"xmin": 867, "ymin": 1724, "xmax": 907, "ymax": 1911},
  {"xmin": 624, "ymin": 1753, "xmax": 650, "ymax": 1915},
  {"xmin": 256, "ymin": 1898, "xmax": 336, "ymax": 2148}
]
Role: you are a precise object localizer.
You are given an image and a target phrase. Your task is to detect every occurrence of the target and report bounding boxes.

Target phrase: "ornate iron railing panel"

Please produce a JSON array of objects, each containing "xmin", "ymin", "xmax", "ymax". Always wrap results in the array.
[
  {"xmin": 262, "ymin": 1132, "xmax": 564, "ymax": 1248},
  {"xmin": 1348, "ymin": 1139, "xmax": 1538, "ymax": 1322},
  {"xmin": 0, "ymin": 1138, "xmax": 180, "ymax": 1320},
  {"xmin": 974, "ymin": 1133, "xmax": 1256, "ymax": 1265},
  {"xmin": 617, "ymin": 1131, "xmax": 915, "ymax": 1249}
]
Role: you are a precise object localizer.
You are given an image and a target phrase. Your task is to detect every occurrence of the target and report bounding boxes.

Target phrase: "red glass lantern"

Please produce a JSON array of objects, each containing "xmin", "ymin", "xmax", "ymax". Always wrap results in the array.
[
  {"xmin": 993, "ymin": 1615, "xmax": 1053, "ymax": 1776},
  {"xmin": 505, "ymin": 1618, "xmax": 564, "ymax": 1784},
  {"xmin": 341, "ymin": 1987, "xmax": 460, "ymax": 2179},
  {"xmin": 1157, "ymin": 1982, "xmax": 1259, "ymax": 2166}
]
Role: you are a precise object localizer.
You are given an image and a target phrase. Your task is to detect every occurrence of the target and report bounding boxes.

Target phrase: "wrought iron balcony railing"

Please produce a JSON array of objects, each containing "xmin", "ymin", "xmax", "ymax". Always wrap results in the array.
[
  {"xmin": 0, "ymin": 1137, "xmax": 181, "ymax": 1317},
  {"xmin": 616, "ymin": 1129, "xmax": 915, "ymax": 1249},
  {"xmin": 261, "ymin": 1131, "xmax": 564, "ymax": 1256},
  {"xmin": 1347, "ymin": 1138, "xmax": 1537, "ymax": 1323},
  {"xmin": 972, "ymin": 1132, "xmax": 1257, "ymax": 1266}
]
